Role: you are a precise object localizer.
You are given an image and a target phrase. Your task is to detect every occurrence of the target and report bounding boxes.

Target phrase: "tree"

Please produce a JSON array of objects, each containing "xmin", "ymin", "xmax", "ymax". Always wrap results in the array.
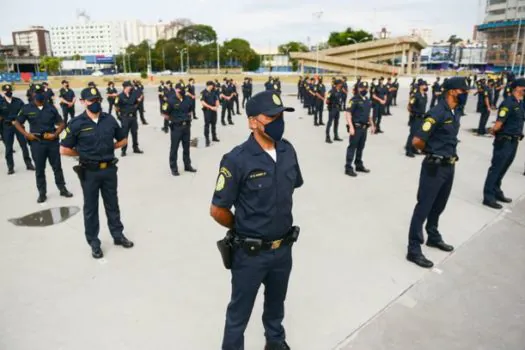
[
  {"xmin": 447, "ymin": 35, "xmax": 463, "ymax": 62},
  {"xmin": 278, "ymin": 41, "xmax": 309, "ymax": 71},
  {"xmin": 222, "ymin": 38, "xmax": 259, "ymax": 71},
  {"xmin": 72, "ymin": 54, "xmax": 82, "ymax": 61},
  {"xmin": 176, "ymin": 24, "xmax": 217, "ymax": 45},
  {"xmin": 328, "ymin": 27, "xmax": 374, "ymax": 47},
  {"xmin": 40, "ymin": 56, "xmax": 62, "ymax": 74}
]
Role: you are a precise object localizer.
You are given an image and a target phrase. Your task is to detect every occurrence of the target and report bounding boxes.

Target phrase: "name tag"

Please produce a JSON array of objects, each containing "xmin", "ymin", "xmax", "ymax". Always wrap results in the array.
[{"xmin": 249, "ymin": 171, "xmax": 267, "ymax": 179}]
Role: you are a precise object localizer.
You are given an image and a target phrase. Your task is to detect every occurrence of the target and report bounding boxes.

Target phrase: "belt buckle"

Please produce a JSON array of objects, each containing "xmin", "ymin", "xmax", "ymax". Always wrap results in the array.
[
  {"xmin": 271, "ymin": 239, "xmax": 282, "ymax": 250},
  {"xmin": 99, "ymin": 162, "xmax": 108, "ymax": 169},
  {"xmin": 449, "ymin": 157, "xmax": 456, "ymax": 165}
]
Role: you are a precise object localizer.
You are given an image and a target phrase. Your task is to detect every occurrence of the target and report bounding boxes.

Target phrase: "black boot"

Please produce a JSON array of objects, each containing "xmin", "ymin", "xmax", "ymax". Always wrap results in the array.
[
  {"xmin": 206, "ymin": 139, "xmax": 211, "ymax": 147},
  {"xmin": 325, "ymin": 135, "xmax": 333, "ymax": 144},
  {"xmin": 334, "ymin": 135, "xmax": 343, "ymax": 141}
]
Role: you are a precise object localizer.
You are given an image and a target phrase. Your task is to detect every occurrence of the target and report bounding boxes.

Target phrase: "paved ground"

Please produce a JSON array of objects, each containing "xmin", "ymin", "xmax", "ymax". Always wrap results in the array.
[{"xmin": 0, "ymin": 81, "xmax": 524, "ymax": 350}]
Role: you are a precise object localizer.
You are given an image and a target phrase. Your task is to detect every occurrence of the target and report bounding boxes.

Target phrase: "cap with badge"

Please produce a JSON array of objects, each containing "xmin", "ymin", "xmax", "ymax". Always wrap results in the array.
[
  {"xmin": 358, "ymin": 82, "xmax": 369, "ymax": 88},
  {"xmin": 33, "ymin": 84, "xmax": 44, "ymax": 93},
  {"xmin": 122, "ymin": 80, "xmax": 132, "ymax": 88},
  {"xmin": 510, "ymin": 78, "xmax": 525, "ymax": 89},
  {"xmin": 442, "ymin": 77, "xmax": 469, "ymax": 91},
  {"xmin": 418, "ymin": 80, "xmax": 428, "ymax": 86},
  {"xmin": 2, "ymin": 84, "xmax": 12, "ymax": 91},
  {"xmin": 81, "ymin": 87, "xmax": 102, "ymax": 101},
  {"xmin": 246, "ymin": 91, "xmax": 294, "ymax": 118},
  {"xmin": 334, "ymin": 79, "xmax": 343, "ymax": 85}
]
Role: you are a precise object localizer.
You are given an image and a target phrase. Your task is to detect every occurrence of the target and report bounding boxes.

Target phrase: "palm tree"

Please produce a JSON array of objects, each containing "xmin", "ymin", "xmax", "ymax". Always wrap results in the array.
[{"xmin": 447, "ymin": 35, "xmax": 463, "ymax": 62}]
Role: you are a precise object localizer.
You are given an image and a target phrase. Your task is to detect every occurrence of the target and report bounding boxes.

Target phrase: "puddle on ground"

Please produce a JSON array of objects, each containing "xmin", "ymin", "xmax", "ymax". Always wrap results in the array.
[{"xmin": 8, "ymin": 206, "xmax": 81, "ymax": 227}]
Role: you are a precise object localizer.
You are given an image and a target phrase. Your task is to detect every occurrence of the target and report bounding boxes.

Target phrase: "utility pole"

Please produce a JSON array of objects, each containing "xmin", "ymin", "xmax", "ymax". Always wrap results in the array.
[
  {"xmin": 312, "ymin": 11, "xmax": 323, "ymax": 74},
  {"xmin": 217, "ymin": 41, "xmax": 220, "ymax": 74},
  {"xmin": 162, "ymin": 47, "xmax": 166, "ymax": 71}
]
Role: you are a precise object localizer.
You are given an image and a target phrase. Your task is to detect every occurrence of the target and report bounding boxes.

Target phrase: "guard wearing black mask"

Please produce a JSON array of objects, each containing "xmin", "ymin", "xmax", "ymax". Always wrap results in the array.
[{"xmin": 59, "ymin": 80, "xmax": 76, "ymax": 124}]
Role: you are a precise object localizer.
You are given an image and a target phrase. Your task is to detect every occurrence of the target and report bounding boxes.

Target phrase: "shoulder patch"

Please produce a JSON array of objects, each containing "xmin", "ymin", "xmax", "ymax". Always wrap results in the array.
[
  {"xmin": 422, "ymin": 121, "xmax": 432, "ymax": 132},
  {"xmin": 499, "ymin": 107, "xmax": 508, "ymax": 117},
  {"xmin": 220, "ymin": 167, "xmax": 232, "ymax": 178},
  {"xmin": 162, "ymin": 103, "xmax": 168, "ymax": 111},
  {"xmin": 215, "ymin": 174, "xmax": 226, "ymax": 192}
]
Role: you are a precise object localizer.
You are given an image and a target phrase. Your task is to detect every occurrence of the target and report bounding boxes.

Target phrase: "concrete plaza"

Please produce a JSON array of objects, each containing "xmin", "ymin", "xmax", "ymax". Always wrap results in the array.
[{"xmin": 0, "ymin": 81, "xmax": 524, "ymax": 349}]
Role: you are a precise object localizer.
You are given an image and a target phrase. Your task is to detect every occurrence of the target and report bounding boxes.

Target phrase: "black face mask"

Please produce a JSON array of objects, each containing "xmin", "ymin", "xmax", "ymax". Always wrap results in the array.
[{"xmin": 5, "ymin": 91, "xmax": 13, "ymax": 97}]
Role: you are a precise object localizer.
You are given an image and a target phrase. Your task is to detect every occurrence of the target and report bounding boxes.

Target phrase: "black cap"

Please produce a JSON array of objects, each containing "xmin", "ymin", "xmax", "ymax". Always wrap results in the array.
[
  {"xmin": 166, "ymin": 80, "xmax": 172, "ymax": 84},
  {"xmin": 80, "ymin": 87, "xmax": 102, "ymax": 101},
  {"xmin": 511, "ymin": 78, "xmax": 525, "ymax": 88},
  {"xmin": 334, "ymin": 79, "xmax": 343, "ymax": 85},
  {"xmin": 358, "ymin": 82, "xmax": 369, "ymax": 88},
  {"xmin": 123, "ymin": 81, "xmax": 132, "ymax": 88},
  {"xmin": 33, "ymin": 84, "xmax": 44, "ymax": 93},
  {"xmin": 2, "ymin": 84, "xmax": 12, "ymax": 91},
  {"xmin": 206, "ymin": 81, "xmax": 215, "ymax": 86},
  {"xmin": 88, "ymin": 81, "xmax": 96, "ymax": 87},
  {"xmin": 418, "ymin": 80, "xmax": 428, "ymax": 86},
  {"xmin": 61, "ymin": 80, "xmax": 68, "ymax": 84},
  {"xmin": 442, "ymin": 77, "xmax": 468, "ymax": 91},
  {"xmin": 108, "ymin": 81, "xmax": 114, "ymax": 86},
  {"xmin": 42, "ymin": 82, "xmax": 49, "ymax": 86},
  {"xmin": 246, "ymin": 91, "xmax": 294, "ymax": 118}
]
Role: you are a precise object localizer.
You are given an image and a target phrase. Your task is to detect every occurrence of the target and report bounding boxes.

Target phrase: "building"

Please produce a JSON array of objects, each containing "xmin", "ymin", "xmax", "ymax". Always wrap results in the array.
[
  {"xmin": 12, "ymin": 26, "xmax": 52, "ymax": 56},
  {"xmin": 50, "ymin": 13, "xmax": 121, "ymax": 57},
  {"xmin": 118, "ymin": 20, "xmax": 165, "ymax": 47},
  {"xmin": 420, "ymin": 41, "xmax": 488, "ymax": 71},
  {"xmin": 477, "ymin": 0, "xmax": 525, "ymax": 71},
  {"xmin": 409, "ymin": 28, "xmax": 433, "ymax": 45}
]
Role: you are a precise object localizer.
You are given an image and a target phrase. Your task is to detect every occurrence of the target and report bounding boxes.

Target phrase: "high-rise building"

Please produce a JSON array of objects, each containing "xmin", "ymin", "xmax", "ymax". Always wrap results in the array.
[
  {"xmin": 50, "ymin": 13, "xmax": 121, "ymax": 57},
  {"xmin": 12, "ymin": 26, "xmax": 52, "ymax": 56},
  {"xmin": 477, "ymin": 0, "xmax": 525, "ymax": 71}
]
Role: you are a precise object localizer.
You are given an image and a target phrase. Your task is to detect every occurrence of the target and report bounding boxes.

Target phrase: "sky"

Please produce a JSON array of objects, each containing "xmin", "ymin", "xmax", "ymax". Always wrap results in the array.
[{"xmin": 2, "ymin": 0, "xmax": 484, "ymax": 52}]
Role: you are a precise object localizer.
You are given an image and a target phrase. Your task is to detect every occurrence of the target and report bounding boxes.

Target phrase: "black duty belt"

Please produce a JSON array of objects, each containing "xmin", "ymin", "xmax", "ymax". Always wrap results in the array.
[
  {"xmin": 424, "ymin": 154, "xmax": 458, "ymax": 165},
  {"xmin": 233, "ymin": 226, "xmax": 300, "ymax": 252},
  {"xmin": 496, "ymin": 134, "xmax": 523, "ymax": 142},
  {"xmin": 354, "ymin": 123, "xmax": 369, "ymax": 128},
  {"xmin": 171, "ymin": 121, "xmax": 191, "ymax": 127},
  {"xmin": 80, "ymin": 159, "xmax": 118, "ymax": 170}
]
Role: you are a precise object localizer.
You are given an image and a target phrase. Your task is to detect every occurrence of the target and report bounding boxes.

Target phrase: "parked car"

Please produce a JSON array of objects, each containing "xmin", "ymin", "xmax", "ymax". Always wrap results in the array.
[
  {"xmin": 159, "ymin": 70, "xmax": 172, "ymax": 75},
  {"xmin": 91, "ymin": 71, "xmax": 104, "ymax": 77}
]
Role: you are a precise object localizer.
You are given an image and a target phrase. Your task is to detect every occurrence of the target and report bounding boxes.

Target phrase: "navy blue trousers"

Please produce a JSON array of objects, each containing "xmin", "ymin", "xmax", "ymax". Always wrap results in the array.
[
  {"xmin": 405, "ymin": 116, "xmax": 422, "ymax": 154},
  {"xmin": 61, "ymin": 105, "xmax": 75, "ymax": 125},
  {"xmin": 408, "ymin": 161, "xmax": 455, "ymax": 255},
  {"xmin": 326, "ymin": 109, "xmax": 340, "ymax": 138},
  {"xmin": 314, "ymin": 100, "xmax": 324, "ymax": 124},
  {"xmin": 121, "ymin": 117, "xmax": 139, "ymax": 153},
  {"xmin": 222, "ymin": 246, "xmax": 292, "ymax": 350},
  {"xmin": 29, "ymin": 140, "xmax": 66, "ymax": 195},
  {"xmin": 345, "ymin": 127, "xmax": 367, "ymax": 171},
  {"xmin": 483, "ymin": 137, "xmax": 519, "ymax": 202},
  {"xmin": 373, "ymin": 104, "xmax": 383, "ymax": 130},
  {"xmin": 81, "ymin": 166, "xmax": 124, "ymax": 248},
  {"xmin": 169, "ymin": 124, "xmax": 191, "ymax": 171},
  {"xmin": 477, "ymin": 110, "xmax": 490, "ymax": 135},
  {"xmin": 2, "ymin": 124, "xmax": 32, "ymax": 170}
]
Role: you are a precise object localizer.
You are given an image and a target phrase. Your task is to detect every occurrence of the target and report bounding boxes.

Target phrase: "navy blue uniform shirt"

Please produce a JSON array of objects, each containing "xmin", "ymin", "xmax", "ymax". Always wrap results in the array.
[
  {"xmin": 372, "ymin": 84, "xmax": 387, "ymax": 104},
  {"xmin": 477, "ymin": 86, "xmax": 492, "ymax": 112},
  {"xmin": 59, "ymin": 88, "xmax": 75, "ymax": 104},
  {"xmin": 326, "ymin": 88, "xmax": 342, "ymax": 110},
  {"xmin": 212, "ymin": 134, "xmax": 304, "ymax": 240},
  {"xmin": 221, "ymin": 84, "xmax": 235, "ymax": 97},
  {"xmin": 348, "ymin": 94, "xmax": 372, "ymax": 124},
  {"xmin": 115, "ymin": 92, "xmax": 138, "ymax": 117},
  {"xmin": 409, "ymin": 91, "xmax": 428, "ymax": 115},
  {"xmin": 497, "ymin": 96, "xmax": 525, "ymax": 136},
  {"xmin": 0, "ymin": 97, "xmax": 25, "ymax": 122},
  {"xmin": 61, "ymin": 112, "xmax": 125, "ymax": 161},
  {"xmin": 106, "ymin": 87, "xmax": 118, "ymax": 102},
  {"xmin": 415, "ymin": 99, "xmax": 460, "ymax": 157},
  {"xmin": 432, "ymin": 82, "xmax": 441, "ymax": 96},
  {"xmin": 17, "ymin": 103, "xmax": 63, "ymax": 134},
  {"xmin": 200, "ymin": 89, "xmax": 219, "ymax": 109},
  {"xmin": 162, "ymin": 95, "xmax": 192, "ymax": 122},
  {"xmin": 43, "ymin": 89, "xmax": 55, "ymax": 105}
]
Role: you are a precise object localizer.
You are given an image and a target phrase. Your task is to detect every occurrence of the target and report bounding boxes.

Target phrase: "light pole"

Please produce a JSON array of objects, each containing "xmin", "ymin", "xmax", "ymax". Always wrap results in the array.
[
  {"xmin": 392, "ymin": 43, "xmax": 399, "ymax": 75},
  {"xmin": 162, "ymin": 47, "xmax": 166, "ymax": 71},
  {"xmin": 186, "ymin": 48, "xmax": 190, "ymax": 74},
  {"xmin": 216, "ymin": 41, "xmax": 220, "ymax": 74},
  {"xmin": 312, "ymin": 11, "xmax": 323, "ymax": 74},
  {"xmin": 512, "ymin": 3, "xmax": 523, "ymax": 73},
  {"xmin": 146, "ymin": 40, "xmax": 152, "ymax": 75},
  {"xmin": 180, "ymin": 48, "xmax": 187, "ymax": 73},
  {"xmin": 347, "ymin": 37, "xmax": 369, "ymax": 80}
]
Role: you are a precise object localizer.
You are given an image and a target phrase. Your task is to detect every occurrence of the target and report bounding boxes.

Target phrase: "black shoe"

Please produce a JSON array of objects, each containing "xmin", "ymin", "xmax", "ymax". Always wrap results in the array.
[
  {"xmin": 325, "ymin": 137, "xmax": 333, "ymax": 144},
  {"xmin": 133, "ymin": 149, "xmax": 144, "ymax": 154},
  {"xmin": 377, "ymin": 129, "xmax": 384, "ymax": 134},
  {"xmin": 319, "ymin": 122, "xmax": 325, "ymax": 126},
  {"xmin": 91, "ymin": 246, "xmax": 104, "ymax": 259},
  {"xmin": 37, "ymin": 194, "xmax": 47, "ymax": 203},
  {"xmin": 314, "ymin": 122, "xmax": 319, "ymax": 126},
  {"xmin": 426, "ymin": 240, "xmax": 454, "ymax": 252},
  {"xmin": 406, "ymin": 253, "xmax": 434, "ymax": 268},
  {"xmin": 345, "ymin": 169, "xmax": 357, "ymax": 177},
  {"xmin": 228, "ymin": 121, "xmax": 234, "ymax": 125},
  {"xmin": 7, "ymin": 169, "xmax": 14, "ymax": 175},
  {"xmin": 171, "ymin": 170, "xmax": 180, "ymax": 176},
  {"xmin": 334, "ymin": 136, "xmax": 343, "ymax": 141},
  {"xmin": 185, "ymin": 166, "xmax": 197, "ymax": 173},
  {"xmin": 212, "ymin": 137, "xmax": 220, "ymax": 142},
  {"xmin": 496, "ymin": 195, "xmax": 512, "ymax": 203},
  {"xmin": 26, "ymin": 164, "xmax": 35, "ymax": 171},
  {"xmin": 236, "ymin": 111, "xmax": 240, "ymax": 114},
  {"xmin": 406, "ymin": 153, "xmax": 415, "ymax": 158},
  {"xmin": 142, "ymin": 121, "xmax": 149, "ymax": 125},
  {"xmin": 206, "ymin": 140, "xmax": 211, "ymax": 147},
  {"xmin": 121, "ymin": 151, "xmax": 127, "ymax": 157},
  {"xmin": 60, "ymin": 189, "xmax": 73, "ymax": 198},
  {"xmin": 221, "ymin": 121, "xmax": 227, "ymax": 126},
  {"xmin": 114, "ymin": 236, "xmax": 134, "ymax": 248},
  {"xmin": 355, "ymin": 167, "xmax": 370, "ymax": 173},
  {"xmin": 265, "ymin": 341, "xmax": 290, "ymax": 350},
  {"xmin": 483, "ymin": 200, "xmax": 503, "ymax": 209},
  {"xmin": 162, "ymin": 127, "xmax": 168, "ymax": 134},
  {"xmin": 193, "ymin": 116, "xmax": 198, "ymax": 120}
]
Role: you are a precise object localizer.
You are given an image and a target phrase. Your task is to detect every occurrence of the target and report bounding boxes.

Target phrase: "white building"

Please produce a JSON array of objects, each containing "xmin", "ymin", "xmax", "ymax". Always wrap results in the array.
[
  {"xmin": 50, "ymin": 14, "xmax": 121, "ymax": 57},
  {"xmin": 12, "ymin": 26, "xmax": 52, "ymax": 56}
]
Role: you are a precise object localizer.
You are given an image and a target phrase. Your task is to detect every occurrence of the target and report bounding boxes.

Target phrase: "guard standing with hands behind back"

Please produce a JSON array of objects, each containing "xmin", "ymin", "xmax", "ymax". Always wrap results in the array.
[
  {"xmin": 60, "ymin": 87, "xmax": 134, "ymax": 259},
  {"xmin": 115, "ymin": 81, "xmax": 143, "ymax": 157},
  {"xmin": 59, "ymin": 80, "xmax": 76, "ymax": 124},
  {"xmin": 201, "ymin": 81, "xmax": 220, "ymax": 147},
  {"xmin": 210, "ymin": 90, "xmax": 303, "ymax": 350}
]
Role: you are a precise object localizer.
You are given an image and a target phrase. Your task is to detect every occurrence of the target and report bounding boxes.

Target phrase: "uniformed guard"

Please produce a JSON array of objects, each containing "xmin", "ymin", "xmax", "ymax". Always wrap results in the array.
[
  {"xmin": 274, "ymin": 77, "xmax": 282, "ymax": 94},
  {"xmin": 341, "ymin": 76, "xmax": 349, "ymax": 110},
  {"xmin": 409, "ymin": 78, "xmax": 417, "ymax": 95},
  {"xmin": 391, "ymin": 77, "xmax": 399, "ymax": 106},
  {"xmin": 201, "ymin": 81, "xmax": 220, "ymax": 147},
  {"xmin": 325, "ymin": 79, "xmax": 343, "ymax": 143},
  {"xmin": 0, "ymin": 84, "xmax": 35, "ymax": 174},
  {"xmin": 231, "ymin": 79, "xmax": 241, "ymax": 115},
  {"xmin": 476, "ymin": 79, "xmax": 494, "ymax": 136},
  {"xmin": 306, "ymin": 77, "xmax": 316, "ymax": 115},
  {"xmin": 161, "ymin": 85, "xmax": 197, "ymax": 176},
  {"xmin": 482, "ymin": 78, "xmax": 525, "ymax": 209},
  {"xmin": 59, "ymin": 80, "xmax": 76, "ymax": 124},
  {"xmin": 210, "ymin": 90, "xmax": 303, "ymax": 350},
  {"xmin": 42, "ymin": 82, "xmax": 55, "ymax": 106},
  {"xmin": 371, "ymin": 77, "xmax": 387, "ymax": 134},
  {"xmin": 242, "ymin": 77, "xmax": 253, "ymax": 108},
  {"xmin": 159, "ymin": 81, "xmax": 169, "ymax": 133},
  {"xmin": 115, "ymin": 81, "xmax": 143, "ymax": 157},
  {"xmin": 60, "ymin": 87, "xmax": 134, "ymax": 259},
  {"xmin": 25, "ymin": 83, "xmax": 34, "ymax": 103},
  {"xmin": 220, "ymin": 79, "xmax": 235, "ymax": 126},
  {"xmin": 186, "ymin": 78, "xmax": 197, "ymax": 119},
  {"xmin": 14, "ymin": 84, "xmax": 73, "ymax": 203},
  {"xmin": 133, "ymin": 81, "xmax": 148, "ymax": 125},
  {"xmin": 264, "ymin": 76, "xmax": 274, "ymax": 91},
  {"xmin": 106, "ymin": 81, "xmax": 118, "ymax": 115},
  {"xmin": 430, "ymin": 77, "xmax": 441, "ymax": 108},
  {"xmin": 493, "ymin": 77, "xmax": 503, "ymax": 108},
  {"xmin": 406, "ymin": 80, "xmax": 429, "ymax": 158},
  {"xmin": 344, "ymin": 81, "xmax": 375, "ymax": 176},
  {"xmin": 297, "ymin": 76, "xmax": 303, "ymax": 101},
  {"xmin": 384, "ymin": 77, "xmax": 393, "ymax": 115},
  {"xmin": 370, "ymin": 78, "xmax": 377, "ymax": 93},
  {"xmin": 405, "ymin": 77, "xmax": 467, "ymax": 268},
  {"xmin": 314, "ymin": 77, "xmax": 326, "ymax": 126}
]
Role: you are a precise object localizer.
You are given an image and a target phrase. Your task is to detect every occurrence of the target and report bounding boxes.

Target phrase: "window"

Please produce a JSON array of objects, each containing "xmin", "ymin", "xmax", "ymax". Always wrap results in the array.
[
  {"xmin": 489, "ymin": 9, "xmax": 505, "ymax": 15},
  {"xmin": 489, "ymin": 0, "xmax": 506, "ymax": 4}
]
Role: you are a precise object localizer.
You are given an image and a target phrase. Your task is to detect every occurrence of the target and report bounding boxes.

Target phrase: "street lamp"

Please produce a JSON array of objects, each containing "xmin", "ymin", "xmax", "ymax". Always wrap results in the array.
[
  {"xmin": 179, "ymin": 48, "xmax": 187, "ymax": 74},
  {"xmin": 312, "ymin": 11, "xmax": 323, "ymax": 74},
  {"xmin": 146, "ymin": 40, "xmax": 153, "ymax": 75},
  {"xmin": 216, "ymin": 41, "xmax": 220, "ymax": 74},
  {"xmin": 347, "ymin": 37, "xmax": 369, "ymax": 80}
]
